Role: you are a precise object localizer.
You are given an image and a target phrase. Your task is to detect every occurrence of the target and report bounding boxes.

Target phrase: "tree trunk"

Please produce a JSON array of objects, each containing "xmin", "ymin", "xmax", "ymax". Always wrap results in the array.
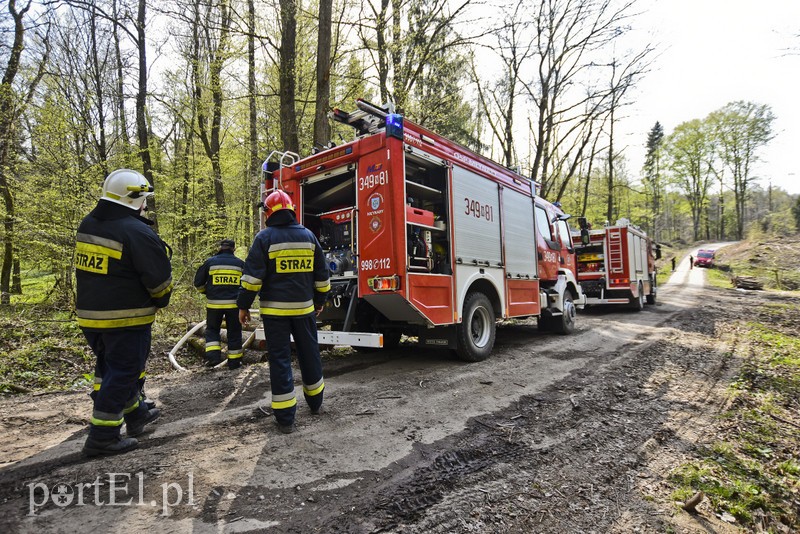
[
  {"xmin": 375, "ymin": 0, "xmax": 390, "ymax": 104},
  {"xmin": 179, "ymin": 133, "xmax": 191, "ymax": 256},
  {"xmin": 606, "ymin": 105, "xmax": 616, "ymax": 223},
  {"xmin": 209, "ymin": 0, "xmax": 230, "ymax": 213},
  {"xmin": 135, "ymin": 0, "xmax": 156, "ymax": 227},
  {"xmin": 0, "ymin": 0, "xmax": 31, "ymax": 305},
  {"xmin": 313, "ymin": 0, "xmax": 333, "ymax": 150},
  {"xmin": 390, "ymin": 0, "xmax": 404, "ymax": 110},
  {"xmin": 12, "ymin": 256, "xmax": 21, "ymax": 294},
  {"xmin": 247, "ymin": 0, "xmax": 259, "ymax": 236},
  {"xmin": 279, "ymin": 0, "xmax": 299, "ymax": 154},
  {"xmin": 112, "ymin": 0, "xmax": 130, "ymax": 148},
  {"xmin": 719, "ymin": 179, "xmax": 725, "ymax": 239},
  {"xmin": 580, "ymin": 135, "xmax": 600, "ymax": 218},
  {"xmin": 89, "ymin": 5, "xmax": 108, "ymax": 176}
]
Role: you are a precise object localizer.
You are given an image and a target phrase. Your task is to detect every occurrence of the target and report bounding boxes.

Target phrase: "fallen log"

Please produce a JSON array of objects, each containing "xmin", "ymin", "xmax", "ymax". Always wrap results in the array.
[{"xmin": 732, "ymin": 276, "xmax": 763, "ymax": 290}]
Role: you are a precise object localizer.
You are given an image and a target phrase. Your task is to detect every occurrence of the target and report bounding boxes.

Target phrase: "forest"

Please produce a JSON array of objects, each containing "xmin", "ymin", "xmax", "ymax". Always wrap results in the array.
[{"xmin": 1, "ymin": 0, "xmax": 799, "ymax": 308}]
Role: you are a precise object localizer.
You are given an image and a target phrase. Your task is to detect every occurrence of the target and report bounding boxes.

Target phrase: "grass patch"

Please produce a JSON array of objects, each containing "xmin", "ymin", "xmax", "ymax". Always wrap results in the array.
[
  {"xmin": 10, "ymin": 270, "xmax": 60, "ymax": 306},
  {"xmin": 714, "ymin": 239, "xmax": 800, "ymax": 291},
  {"xmin": 704, "ymin": 268, "xmax": 732, "ymax": 289},
  {"xmin": 0, "ymin": 285, "xmax": 209, "ymax": 394},
  {"xmin": 668, "ymin": 323, "xmax": 800, "ymax": 530},
  {"xmin": 0, "ymin": 308, "xmax": 93, "ymax": 393}
]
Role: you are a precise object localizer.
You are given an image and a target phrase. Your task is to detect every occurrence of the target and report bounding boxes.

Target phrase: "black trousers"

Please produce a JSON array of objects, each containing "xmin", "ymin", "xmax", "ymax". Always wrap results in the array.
[
  {"xmin": 263, "ymin": 315, "xmax": 324, "ymax": 425},
  {"xmin": 205, "ymin": 307, "xmax": 243, "ymax": 366},
  {"xmin": 83, "ymin": 328, "xmax": 151, "ymax": 439}
]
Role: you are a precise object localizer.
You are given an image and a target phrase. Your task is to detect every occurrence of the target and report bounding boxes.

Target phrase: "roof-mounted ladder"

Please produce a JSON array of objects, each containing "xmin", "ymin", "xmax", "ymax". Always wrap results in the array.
[
  {"xmin": 330, "ymin": 99, "xmax": 396, "ymax": 136},
  {"xmin": 607, "ymin": 227, "xmax": 624, "ymax": 274}
]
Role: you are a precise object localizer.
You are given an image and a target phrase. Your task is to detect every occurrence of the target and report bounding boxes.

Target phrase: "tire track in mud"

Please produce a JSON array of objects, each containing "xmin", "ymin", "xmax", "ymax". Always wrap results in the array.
[
  {"xmin": 265, "ymin": 285, "xmax": 740, "ymax": 533},
  {"xmin": 0, "ymin": 274, "xmax": 756, "ymax": 534}
]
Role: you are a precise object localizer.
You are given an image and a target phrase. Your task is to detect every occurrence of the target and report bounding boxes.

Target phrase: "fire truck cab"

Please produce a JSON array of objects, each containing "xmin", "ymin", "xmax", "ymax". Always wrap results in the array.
[{"xmin": 260, "ymin": 99, "xmax": 584, "ymax": 361}]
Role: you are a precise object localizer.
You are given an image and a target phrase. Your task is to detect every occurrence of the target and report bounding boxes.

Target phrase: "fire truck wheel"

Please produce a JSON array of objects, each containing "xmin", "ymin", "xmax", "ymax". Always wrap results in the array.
[
  {"xmin": 455, "ymin": 292, "xmax": 496, "ymax": 362},
  {"xmin": 631, "ymin": 283, "xmax": 645, "ymax": 311},
  {"xmin": 553, "ymin": 293, "xmax": 576, "ymax": 335}
]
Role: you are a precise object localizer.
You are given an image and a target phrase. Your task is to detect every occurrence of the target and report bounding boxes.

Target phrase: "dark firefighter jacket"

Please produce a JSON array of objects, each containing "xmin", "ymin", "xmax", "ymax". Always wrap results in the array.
[
  {"xmin": 75, "ymin": 200, "xmax": 173, "ymax": 330},
  {"xmin": 193, "ymin": 251, "xmax": 245, "ymax": 309},
  {"xmin": 237, "ymin": 211, "xmax": 330, "ymax": 316}
]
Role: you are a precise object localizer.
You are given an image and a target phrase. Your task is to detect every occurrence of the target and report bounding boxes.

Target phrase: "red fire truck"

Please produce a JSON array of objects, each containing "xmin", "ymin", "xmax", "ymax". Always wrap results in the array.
[
  {"xmin": 259, "ymin": 99, "xmax": 585, "ymax": 361},
  {"xmin": 571, "ymin": 218, "xmax": 659, "ymax": 310}
]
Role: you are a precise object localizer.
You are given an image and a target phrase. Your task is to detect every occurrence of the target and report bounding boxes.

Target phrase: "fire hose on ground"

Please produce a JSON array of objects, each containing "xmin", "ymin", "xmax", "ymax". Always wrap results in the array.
[{"xmin": 167, "ymin": 312, "xmax": 259, "ymax": 372}]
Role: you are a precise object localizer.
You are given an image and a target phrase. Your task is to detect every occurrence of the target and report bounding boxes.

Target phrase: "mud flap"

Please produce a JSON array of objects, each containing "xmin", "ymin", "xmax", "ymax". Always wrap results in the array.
[{"xmin": 418, "ymin": 325, "xmax": 457, "ymax": 349}]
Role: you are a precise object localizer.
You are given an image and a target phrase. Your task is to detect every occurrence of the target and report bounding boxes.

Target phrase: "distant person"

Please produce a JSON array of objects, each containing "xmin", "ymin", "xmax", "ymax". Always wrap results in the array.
[
  {"xmin": 237, "ymin": 190, "xmax": 330, "ymax": 434},
  {"xmin": 75, "ymin": 169, "xmax": 172, "ymax": 456},
  {"xmin": 671, "ymin": 257, "xmax": 676, "ymax": 272},
  {"xmin": 194, "ymin": 239, "xmax": 246, "ymax": 369},
  {"xmin": 689, "ymin": 255, "xmax": 694, "ymax": 270}
]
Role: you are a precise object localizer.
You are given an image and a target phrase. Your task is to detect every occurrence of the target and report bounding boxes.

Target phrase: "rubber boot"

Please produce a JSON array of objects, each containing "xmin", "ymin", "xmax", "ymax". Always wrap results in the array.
[
  {"xmin": 83, "ymin": 435, "xmax": 139, "ymax": 457},
  {"xmin": 126, "ymin": 408, "xmax": 161, "ymax": 437}
]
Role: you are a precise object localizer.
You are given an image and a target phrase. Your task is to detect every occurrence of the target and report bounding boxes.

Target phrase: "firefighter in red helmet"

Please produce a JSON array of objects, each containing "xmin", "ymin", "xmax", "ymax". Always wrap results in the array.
[{"xmin": 237, "ymin": 190, "xmax": 330, "ymax": 433}]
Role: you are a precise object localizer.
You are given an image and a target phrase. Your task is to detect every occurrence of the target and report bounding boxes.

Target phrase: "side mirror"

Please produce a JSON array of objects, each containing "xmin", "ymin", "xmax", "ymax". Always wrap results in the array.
[
  {"xmin": 655, "ymin": 245, "xmax": 662, "ymax": 260},
  {"xmin": 581, "ymin": 229, "xmax": 590, "ymax": 246}
]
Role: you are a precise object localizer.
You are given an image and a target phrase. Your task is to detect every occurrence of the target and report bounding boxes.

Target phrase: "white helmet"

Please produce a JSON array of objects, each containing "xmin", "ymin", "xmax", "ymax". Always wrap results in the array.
[{"xmin": 100, "ymin": 169, "xmax": 154, "ymax": 210}]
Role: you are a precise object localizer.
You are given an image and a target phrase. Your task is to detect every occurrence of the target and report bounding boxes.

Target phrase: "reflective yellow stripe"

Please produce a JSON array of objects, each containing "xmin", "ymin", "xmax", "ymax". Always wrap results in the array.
[
  {"xmin": 209, "ymin": 269, "xmax": 243, "ymax": 276},
  {"xmin": 77, "ymin": 315, "xmax": 156, "ymax": 328},
  {"xmin": 91, "ymin": 417, "xmax": 124, "ymax": 426},
  {"xmin": 139, "ymin": 371, "xmax": 146, "ymax": 379},
  {"xmin": 303, "ymin": 381, "xmax": 324, "ymax": 397},
  {"xmin": 150, "ymin": 281, "xmax": 173, "ymax": 299},
  {"xmin": 123, "ymin": 399, "xmax": 140, "ymax": 414},
  {"xmin": 272, "ymin": 397, "xmax": 298, "ymax": 410},
  {"xmin": 242, "ymin": 280, "xmax": 262, "ymax": 291},
  {"xmin": 207, "ymin": 303, "xmax": 238, "ymax": 309},
  {"xmin": 76, "ymin": 233, "xmax": 123, "ymax": 253},
  {"xmin": 315, "ymin": 280, "xmax": 331, "ymax": 293},
  {"xmin": 196, "ymin": 286, "xmax": 207, "ymax": 293},
  {"xmin": 91, "ymin": 409, "xmax": 124, "ymax": 427},
  {"xmin": 260, "ymin": 304, "xmax": 315, "ymax": 316},
  {"xmin": 209, "ymin": 264, "xmax": 243, "ymax": 272},
  {"xmin": 227, "ymin": 352, "xmax": 243, "ymax": 359},
  {"xmin": 76, "ymin": 241, "xmax": 123, "ymax": 260},
  {"xmin": 268, "ymin": 248, "xmax": 314, "ymax": 259},
  {"xmin": 93, "ymin": 383, "xmax": 101, "ymax": 391}
]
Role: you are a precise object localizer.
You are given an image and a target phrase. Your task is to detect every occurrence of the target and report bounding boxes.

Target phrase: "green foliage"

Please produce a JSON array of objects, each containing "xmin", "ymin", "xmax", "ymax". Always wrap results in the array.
[
  {"xmin": 0, "ymin": 309, "xmax": 92, "ymax": 393},
  {"xmin": 668, "ymin": 320, "xmax": 800, "ymax": 529}
]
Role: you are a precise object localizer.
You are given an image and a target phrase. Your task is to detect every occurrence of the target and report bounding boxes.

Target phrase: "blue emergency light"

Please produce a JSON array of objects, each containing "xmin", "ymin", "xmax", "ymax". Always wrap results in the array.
[{"xmin": 386, "ymin": 114, "xmax": 403, "ymax": 139}]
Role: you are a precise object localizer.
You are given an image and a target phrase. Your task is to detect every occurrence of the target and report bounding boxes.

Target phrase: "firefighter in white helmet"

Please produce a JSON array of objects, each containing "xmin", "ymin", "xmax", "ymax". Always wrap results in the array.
[
  {"xmin": 237, "ymin": 190, "xmax": 330, "ymax": 434},
  {"xmin": 75, "ymin": 169, "xmax": 173, "ymax": 456}
]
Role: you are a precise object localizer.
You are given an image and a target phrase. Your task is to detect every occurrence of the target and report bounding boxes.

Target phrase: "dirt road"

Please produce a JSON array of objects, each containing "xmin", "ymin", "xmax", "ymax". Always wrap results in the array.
[{"xmin": 0, "ymin": 245, "xmax": 784, "ymax": 532}]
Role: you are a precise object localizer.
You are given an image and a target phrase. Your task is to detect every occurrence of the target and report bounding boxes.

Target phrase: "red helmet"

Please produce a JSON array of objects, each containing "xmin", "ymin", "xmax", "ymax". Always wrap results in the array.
[{"xmin": 264, "ymin": 190, "xmax": 295, "ymax": 219}]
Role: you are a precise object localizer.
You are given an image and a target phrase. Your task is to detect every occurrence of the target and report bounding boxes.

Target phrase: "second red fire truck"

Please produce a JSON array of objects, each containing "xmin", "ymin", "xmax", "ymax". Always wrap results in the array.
[
  {"xmin": 571, "ymin": 218, "xmax": 660, "ymax": 310},
  {"xmin": 259, "ymin": 99, "xmax": 586, "ymax": 361}
]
